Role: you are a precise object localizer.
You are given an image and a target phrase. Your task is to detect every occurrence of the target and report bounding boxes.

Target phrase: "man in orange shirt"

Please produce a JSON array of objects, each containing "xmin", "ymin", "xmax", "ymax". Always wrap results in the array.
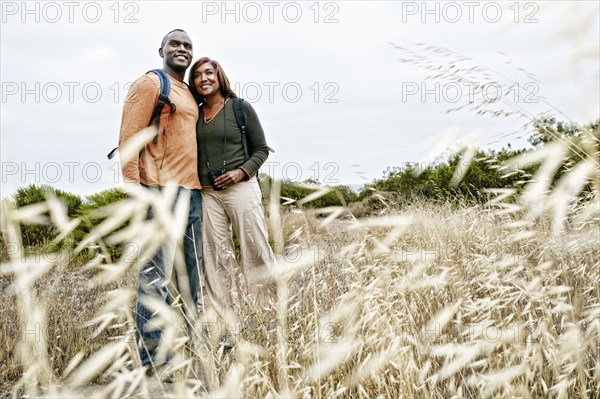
[{"xmin": 118, "ymin": 29, "xmax": 202, "ymax": 375}]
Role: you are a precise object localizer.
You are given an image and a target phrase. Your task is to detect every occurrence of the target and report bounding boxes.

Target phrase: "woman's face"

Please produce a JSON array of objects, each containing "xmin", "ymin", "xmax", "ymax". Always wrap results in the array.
[{"xmin": 193, "ymin": 62, "xmax": 220, "ymax": 97}]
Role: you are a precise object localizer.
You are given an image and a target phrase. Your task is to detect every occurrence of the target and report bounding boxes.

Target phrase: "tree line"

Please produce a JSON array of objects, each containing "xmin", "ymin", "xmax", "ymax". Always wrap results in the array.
[{"xmin": 5, "ymin": 117, "xmax": 598, "ymax": 251}]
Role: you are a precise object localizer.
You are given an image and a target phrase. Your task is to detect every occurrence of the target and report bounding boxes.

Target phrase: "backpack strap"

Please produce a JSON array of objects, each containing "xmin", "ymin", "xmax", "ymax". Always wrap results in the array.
[
  {"xmin": 232, "ymin": 98, "xmax": 249, "ymax": 162},
  {"xmin": 107, "ymin": 69, "xmax": 173, "ymax": 159},
  {"xmin": 147, "ymin": 69, "xmax": 173, "ymax": 144},
  {"xmin": 107, "ymin": 147, "xmax": 118, "ymax": 159},
  {"xmin": 233, "ymin": 97, "xmax": 264, "ymax": 199}
]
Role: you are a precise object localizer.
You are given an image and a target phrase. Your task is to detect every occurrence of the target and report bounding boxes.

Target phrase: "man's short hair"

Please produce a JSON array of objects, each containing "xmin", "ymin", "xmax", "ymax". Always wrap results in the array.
[{"xmin": 160, "ymin": 29, "xmax": 187, "ymax": 48}]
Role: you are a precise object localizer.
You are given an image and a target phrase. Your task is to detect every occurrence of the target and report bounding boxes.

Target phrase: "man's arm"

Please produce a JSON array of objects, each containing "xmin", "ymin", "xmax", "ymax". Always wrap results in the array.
[{"xmin": 118, "ymin": 75, "xmax": 159, "ymax": 184}]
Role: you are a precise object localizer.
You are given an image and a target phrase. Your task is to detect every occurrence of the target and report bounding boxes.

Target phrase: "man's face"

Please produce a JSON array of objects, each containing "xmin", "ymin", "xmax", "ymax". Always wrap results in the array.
[{"xmin": 159, "ymin": 31, "xmax": 193, "ymax": 72}]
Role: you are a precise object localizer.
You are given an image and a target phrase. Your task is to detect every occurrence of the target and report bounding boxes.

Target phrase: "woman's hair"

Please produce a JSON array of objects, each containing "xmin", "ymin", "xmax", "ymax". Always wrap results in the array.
[{"xmin": 188, "ymin": 57, "xmax": 237, "ymax": 104}]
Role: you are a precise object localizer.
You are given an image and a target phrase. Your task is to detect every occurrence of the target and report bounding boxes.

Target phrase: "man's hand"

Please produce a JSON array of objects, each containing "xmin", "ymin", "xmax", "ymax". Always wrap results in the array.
[
  {"xmin": 123, "ymin": 181, "xmax": 142, "ymax": 199},
  {"xmin": 213, "ymin": 168, "xmax": 247, "ymax": 189}
]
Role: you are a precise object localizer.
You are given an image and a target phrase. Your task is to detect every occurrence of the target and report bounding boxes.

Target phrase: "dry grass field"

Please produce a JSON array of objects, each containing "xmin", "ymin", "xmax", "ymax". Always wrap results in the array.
[
  {"xmin": 1, "ymin": 3, "xmax": 598, "ymax": 398},
  {"xmin": 1, "ymin": 168, "xmax": 598, "ymax": 398}
]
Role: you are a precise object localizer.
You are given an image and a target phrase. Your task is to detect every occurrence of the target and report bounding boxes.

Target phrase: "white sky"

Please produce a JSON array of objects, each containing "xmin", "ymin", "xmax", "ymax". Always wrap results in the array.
[{"xmin": 1, "ymin": 0, "xmax": 599, "ymax": 197}]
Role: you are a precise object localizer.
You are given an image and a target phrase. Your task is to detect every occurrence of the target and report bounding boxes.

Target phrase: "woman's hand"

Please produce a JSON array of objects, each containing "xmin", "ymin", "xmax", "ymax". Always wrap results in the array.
[{"xmin": 214, "ymin": 168, "xmax": 247, "ymax": 189}]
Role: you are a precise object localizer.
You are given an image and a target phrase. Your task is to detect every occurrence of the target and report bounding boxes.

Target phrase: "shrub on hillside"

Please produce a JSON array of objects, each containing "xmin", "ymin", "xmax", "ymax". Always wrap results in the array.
[
  {"xmin": 279, "ymin": 178, "xmax": 358, "ymax": 208},
  {"xmin": 360, "ymin": 118, "xmax": 599, "ymax": 204},
  {"xmin": 12, "ymin": 184, "xmax": 83, "ymax": 247},
  {"xmin": 9, "ymin": 185, "xmax": 127, "ymax": 260},
  {"xmin": 360, "ymin": 147, "xmax": 534, "ymax": 204},
  {"xmin": 73, "ymin": 188, "xmax": 127, "ymax": 246}
]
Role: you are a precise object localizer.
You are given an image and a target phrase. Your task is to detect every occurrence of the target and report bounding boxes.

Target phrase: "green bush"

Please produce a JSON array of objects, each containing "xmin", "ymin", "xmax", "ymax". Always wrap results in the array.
[
  {"xmin": 9, "ymin": 185, "xmax": 127, "ymax": 261},
  {"xmin": 359, "ymin": 147, "xmax": 536, "ymax": 204},
  {"xmin": 279, "ymin": 179, "xmax": 358, "ymax": 208},
  {"xmin": 73, "ymin": 188, "xmax": 126, "ymax": 247},
  {"xmin": 12, "ymin": 184, "xmax": 83, "ymax": 247},
  {"xmin": 359, "ymin": 118, "xmax": 598, "ymax": 204}
]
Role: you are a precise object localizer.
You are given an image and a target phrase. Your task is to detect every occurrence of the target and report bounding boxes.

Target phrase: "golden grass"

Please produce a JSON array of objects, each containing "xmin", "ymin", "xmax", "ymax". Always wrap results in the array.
[{"xmin": 1, "ymin": 175, "xmax": 598, "ymax": 398}]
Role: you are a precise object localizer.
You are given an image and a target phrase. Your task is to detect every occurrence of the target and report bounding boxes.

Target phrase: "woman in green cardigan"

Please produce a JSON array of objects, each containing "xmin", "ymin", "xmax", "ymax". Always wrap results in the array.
[{"xmin": 189, "ymin": 57, "xmax": 274, "ymax": 349}]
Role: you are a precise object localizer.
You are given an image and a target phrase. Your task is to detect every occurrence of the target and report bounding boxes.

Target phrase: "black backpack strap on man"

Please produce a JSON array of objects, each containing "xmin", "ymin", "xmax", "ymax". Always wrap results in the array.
[
  {"xmin": 147, "ymin": 69, "xmax": 173, "ymax": 145},
  {"xmin": 107, "ymin": 69, "xmax": 173, "ymax": 159}
]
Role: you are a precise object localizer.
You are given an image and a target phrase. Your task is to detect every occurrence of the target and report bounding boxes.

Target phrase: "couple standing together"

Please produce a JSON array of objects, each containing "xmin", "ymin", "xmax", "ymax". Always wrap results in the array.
[{"xmin": 118, "ymin": 29, "xmax": 274, "ymax": 372}]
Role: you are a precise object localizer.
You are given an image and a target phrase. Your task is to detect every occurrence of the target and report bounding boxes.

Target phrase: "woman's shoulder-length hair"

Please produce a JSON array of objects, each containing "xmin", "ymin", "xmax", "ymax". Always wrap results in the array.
[{"xmin": 188, "ymin": 57, "xmax": 238, "ymax": 104}]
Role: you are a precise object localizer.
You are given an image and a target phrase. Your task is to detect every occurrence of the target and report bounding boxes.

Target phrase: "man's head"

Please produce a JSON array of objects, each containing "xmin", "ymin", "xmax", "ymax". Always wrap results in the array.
[{"xmin": 159, "ymin": 29, "xmax": 193, "ymax": 79}]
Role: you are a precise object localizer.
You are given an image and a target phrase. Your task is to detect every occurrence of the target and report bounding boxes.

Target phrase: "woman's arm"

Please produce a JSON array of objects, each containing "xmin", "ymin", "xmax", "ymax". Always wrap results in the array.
[
  {"xmin": 213, "ymin": 100, "xmax": 270, "ymax": 189},
  {"xmin": 238, "ymin": 101, "xmax": 269, "ymax": 179}
]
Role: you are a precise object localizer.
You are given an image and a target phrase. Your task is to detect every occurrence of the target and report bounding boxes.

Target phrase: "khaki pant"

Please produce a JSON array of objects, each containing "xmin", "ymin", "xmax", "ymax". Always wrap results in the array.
[{"xmin": 200, "ymin": 178, "xmax": 274, "ymax": 328}]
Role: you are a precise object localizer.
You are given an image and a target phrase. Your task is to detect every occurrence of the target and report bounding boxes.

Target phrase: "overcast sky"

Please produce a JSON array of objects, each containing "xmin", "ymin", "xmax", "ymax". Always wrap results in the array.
[{"xmin": 1, "ymin": 0, "xmax": 598, "ymax": 197}]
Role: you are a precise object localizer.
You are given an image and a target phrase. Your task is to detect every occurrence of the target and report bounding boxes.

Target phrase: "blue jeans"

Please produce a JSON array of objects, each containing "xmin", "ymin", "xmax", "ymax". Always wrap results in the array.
[{"xmin": 135, "ymin": 187, "xmax": 202, "ymax": 367}]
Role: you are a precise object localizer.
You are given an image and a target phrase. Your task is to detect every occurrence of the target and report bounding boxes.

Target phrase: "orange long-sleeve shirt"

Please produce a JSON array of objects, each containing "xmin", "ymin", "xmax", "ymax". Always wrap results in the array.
[{"xmin": 118, "ymin": 72, "xmax": 201, "ymax": 189}]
